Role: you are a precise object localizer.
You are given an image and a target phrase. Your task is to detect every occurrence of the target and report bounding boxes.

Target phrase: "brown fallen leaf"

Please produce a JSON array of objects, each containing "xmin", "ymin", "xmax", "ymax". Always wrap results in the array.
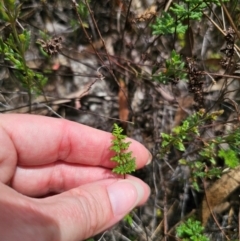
[
  {"xmin": 201, "ymin": 166, "xmax": 240, "ymax": 226},
  {"xmin": 134, "ymin": 5, "xmax": 157, "ymax": 22}
]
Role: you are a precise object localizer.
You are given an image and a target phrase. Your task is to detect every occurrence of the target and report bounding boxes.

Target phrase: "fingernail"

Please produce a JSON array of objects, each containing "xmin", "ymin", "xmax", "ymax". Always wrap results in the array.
[
  {"xmin": 146, "ymin": 151, "xmax": 152, "ymax": 165},
  {"xmin": 107, "ymin": 180, "xmax": 144, "ymax": 216}
]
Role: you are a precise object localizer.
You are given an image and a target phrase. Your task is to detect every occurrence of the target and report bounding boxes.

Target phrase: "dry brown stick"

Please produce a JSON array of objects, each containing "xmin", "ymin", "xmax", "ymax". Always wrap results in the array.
[
  {"xmin": 71, "ymin": 0, "xmax": 130, "ymax": 115},
  {"xmin": 159, "ymin": 163, "xmax": 168, "ymax": 241},
  {"xmin": 82, "ymin": 0, "xmax": 133, "ymax": 117},
  {"xmin": 202, "ymin": 178, "xmax": 230, "ymax": 241},
  {"xmin": 203, "ymin": 12, "xmax": 240, "ymax": 53},
  {"xmin": 71, "ymin": 0, "xmax": 105, "ymax": 65},
  {"xmin": 238, "ymin": 207, "xmax": 240, "ymax": 241},
  {"xmin": 84, "ymin": 0, "xmax": 113, "ymax": 70},
  {"xmin": 150, "ymin": 200, "xmax": 179, "ymax": 240},
  {"xmin": 82, "ymin": 4, "xmax": 129, "ymax": 93},
  {"xmin": 203, "ymin": 72, "xmax": 240, "ymax": 80},
  {"xmin": 118, "ymin": 0, "xmax": 133, "ymax": 55},
  {"xmin": 219, "ymin": 0, "xmax": 240, "ymax": 41},
  {"xmin": 80, "ymin": 49, "xmax": 240, "ymax": 82}
]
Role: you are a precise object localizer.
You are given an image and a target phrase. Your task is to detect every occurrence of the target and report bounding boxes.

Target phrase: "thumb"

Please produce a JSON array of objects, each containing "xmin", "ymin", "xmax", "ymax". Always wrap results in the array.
[{"xmin": 40, "ymin": 178, "xmax": 150, "ymax": 241}]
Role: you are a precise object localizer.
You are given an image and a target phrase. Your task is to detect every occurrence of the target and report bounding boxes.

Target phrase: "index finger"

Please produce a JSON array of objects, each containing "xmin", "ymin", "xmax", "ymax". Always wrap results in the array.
[{"xmin": 0, "ymin": 114, "xmax": 151, "ymax": 168}]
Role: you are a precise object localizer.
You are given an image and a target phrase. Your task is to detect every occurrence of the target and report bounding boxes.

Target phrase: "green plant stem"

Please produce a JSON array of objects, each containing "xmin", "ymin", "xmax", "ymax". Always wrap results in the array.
[{"xmin": 8, "ymin": 14, "xmax": 32, "ymax": 111}]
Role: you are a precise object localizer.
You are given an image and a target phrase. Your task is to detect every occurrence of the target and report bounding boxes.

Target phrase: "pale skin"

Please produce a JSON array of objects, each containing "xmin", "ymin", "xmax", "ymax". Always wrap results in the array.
[{"xmin": 0, "ymin": 114, "xmax": 151, "ymax": 241}]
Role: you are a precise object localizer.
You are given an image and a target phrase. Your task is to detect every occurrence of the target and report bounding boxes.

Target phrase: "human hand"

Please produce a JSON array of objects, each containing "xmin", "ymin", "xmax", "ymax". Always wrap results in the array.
[{"xmin": 0, "ymin": 114, "xmax": 151, "ymax": 241}]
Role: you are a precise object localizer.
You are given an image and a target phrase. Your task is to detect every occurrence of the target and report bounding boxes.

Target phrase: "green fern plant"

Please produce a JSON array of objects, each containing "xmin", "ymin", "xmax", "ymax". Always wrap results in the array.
[
  {"xmin": 151, "ymin": 0, "xmax": 229, "ymax": 36},
  {"xmin": 176, "ymin": 217, "xmax": 209, "ymax": 241},
  {"xmin": 110, "ymin": 123, "xmax": 137, "ymax": 226},
  {"xmin": 151, "ymin": 12, "xmax": 187, "ymax": 35},
  {"xmin": 110, "ymin": 123, "xmax": 136, "ymax": 175}
]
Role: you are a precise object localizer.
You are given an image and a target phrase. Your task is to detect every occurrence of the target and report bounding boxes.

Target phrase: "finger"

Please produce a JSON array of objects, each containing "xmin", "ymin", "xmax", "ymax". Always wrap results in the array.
[
  {"xmin": 1, "ymin": 177, "xmax": 150, "ymax": 241},
  {"xmin": 39, "ymin": 177, "xmax": 150, "ymax": 241},
  {"xmin": 11, "ymin": 162, "xmax": 118, "ymax": 197},
  {"xmin": 0, "ymin": 123, "xmax": 17, "ymax": 183},
  {"xmin": 0, "ymin": 182, "xmax": 58, "ymax": 241},
  {"xmin": 0, "ymin": 114, "xmax": 151, "ymax": 169}
]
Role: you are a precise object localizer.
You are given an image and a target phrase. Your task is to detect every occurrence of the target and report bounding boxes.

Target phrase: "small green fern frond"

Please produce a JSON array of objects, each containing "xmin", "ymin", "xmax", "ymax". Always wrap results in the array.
[
  {"xmin": 112, "ymin": 159, "xmax": 136, "ymax": 174},
  {"xmin": 110, "ymin": 123, "xmax": 136, "ymax": 175}
]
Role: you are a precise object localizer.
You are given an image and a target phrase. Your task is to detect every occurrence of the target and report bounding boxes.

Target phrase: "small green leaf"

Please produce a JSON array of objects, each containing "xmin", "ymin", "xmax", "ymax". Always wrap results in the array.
[
  {"xmin": 161, "ymin": 132, "xmax": 171, "ymax": 140},
  {"xmin": 124, "ymin": 213, "xmax": 133, "ymax": 226},
  {"xmin": 179, "ymin": 159, "xmax": 187, "ymax": 165},
  {"xmin": 19, "ymin": 30, "xmax": 31, "ymax": 51},
  {"xmin": 0, "ymin": 2, "xmax": 9, "ymax": 21},
  {"xmin": 110, "ymin": 145, "xmax": 121, "ymax": 153},
  {"xmin": 174, "ymin": 141, "xmax": 185, "ymax": 151},
  {"xmin": 218, "ymin": 149, "xmax": 239, "ymax": 168}
]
